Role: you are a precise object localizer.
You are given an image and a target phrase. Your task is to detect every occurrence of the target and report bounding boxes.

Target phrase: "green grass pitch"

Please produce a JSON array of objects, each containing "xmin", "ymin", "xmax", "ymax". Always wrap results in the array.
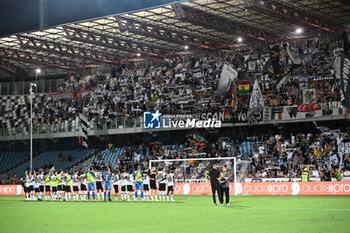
[{"xmin": 0, "ymin": 195, "xmax": 349, "ymax": 233}]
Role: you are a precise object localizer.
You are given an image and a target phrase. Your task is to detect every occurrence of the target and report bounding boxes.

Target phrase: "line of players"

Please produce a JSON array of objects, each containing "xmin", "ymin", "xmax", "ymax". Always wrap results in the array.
[{"xmin": 23, "ymin": 166, "xmax": 175, "ymax": 202}]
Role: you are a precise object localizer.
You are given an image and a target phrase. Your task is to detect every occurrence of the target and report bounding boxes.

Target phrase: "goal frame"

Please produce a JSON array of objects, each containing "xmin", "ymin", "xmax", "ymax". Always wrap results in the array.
[{"xmin": 149, "ymin": 157, "xmax": 237, "ymax": 195}]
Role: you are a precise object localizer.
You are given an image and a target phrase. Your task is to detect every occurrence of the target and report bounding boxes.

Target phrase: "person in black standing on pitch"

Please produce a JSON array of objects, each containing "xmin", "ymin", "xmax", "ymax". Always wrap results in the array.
[{"xmin": 208, "ymin": 164, "xmax": 223, "ymax": 206}]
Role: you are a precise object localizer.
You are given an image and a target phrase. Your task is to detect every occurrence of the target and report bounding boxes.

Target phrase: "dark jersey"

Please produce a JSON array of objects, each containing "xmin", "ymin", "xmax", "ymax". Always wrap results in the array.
[{"xmin": 209, "ymin": 169, "xmax": 220, "ymax": 186}]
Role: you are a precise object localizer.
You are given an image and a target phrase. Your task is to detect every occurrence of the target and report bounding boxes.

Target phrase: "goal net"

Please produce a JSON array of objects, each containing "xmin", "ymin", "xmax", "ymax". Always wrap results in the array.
[{"xmin": 149, "ymin": 157, "xmax": 238, "ymax": 195}]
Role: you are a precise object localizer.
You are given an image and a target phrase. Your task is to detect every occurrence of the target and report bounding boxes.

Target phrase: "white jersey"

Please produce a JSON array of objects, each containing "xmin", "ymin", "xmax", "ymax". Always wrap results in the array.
[
  {"xmin": 72, "ymin": 174, "xmax": 79, "ymax": 186},
  {"xmin": 79, "ymin": 174, "xmax": 86, "ymax": 185},
  {"xmin": 25, "ymin": 175, "xmax": 30, "ymax": 187},
  {"xmin": 120, "ymin": 172, "xmax": 128, "ymax": 186},
  {"xmin": 61, "ymin": 175, "xmax": 66, "ymax": 185},
  {"xmin": 142, "ymin": 173, "xmax": 150, "ymax": 185},
  {"xmin": 158, "ymin": 172, "xmax": 167, "ymax": 184},
  {"xmin": 37, "ymin": 174, "xmax": 44, "ymax": 186},
  {"xmin": 29, "ymin": 175, "xmax": 35, "ymax": 186},
  {"xmin": 95, "ymin": 172, "xmax": 102, "ymax": 182},
  {"xmin": 33, "ymin": 176, "xmax": 39, "ymax": 188},
  {"xmin": 125, "ymin": 174, "xmax": 133, "ymax": 186},
  {"xmin": 113, "ymin": 174, "xmax": 120, "ymax": 185},
  {"xmin": 167, "ymin": 173, "xmax": 175, "ymax": 186}
]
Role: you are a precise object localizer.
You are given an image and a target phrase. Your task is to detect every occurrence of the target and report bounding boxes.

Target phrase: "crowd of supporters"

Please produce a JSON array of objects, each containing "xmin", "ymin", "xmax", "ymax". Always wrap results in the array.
[
  {"xmin": 5, "ymin": 37, "xmax": 343, "ymax": 130},
  {"xmin": 3, "ymin": 125, "xmax": 349, "ymax": 185},
  {"xmin": 1, "ymin": 36, "xmax": 349, "ymax": 184}
]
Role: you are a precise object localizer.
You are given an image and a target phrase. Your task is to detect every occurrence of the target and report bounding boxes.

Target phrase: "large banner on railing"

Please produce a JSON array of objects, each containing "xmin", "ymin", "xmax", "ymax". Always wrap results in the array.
[
  {"xmin": 0, "ymin": 185, "xmax": 24, "ymax": 195},
  {"xmin": 267, "ymin": 102, "xmax": 346, "ymax": 121},
  {"xmin": 171, "ymin": 182, "xmax": 350, "ymax": 195},
  {"xmin": 2, "ymin": 182, "xmax": 350, "ymax": 196}
]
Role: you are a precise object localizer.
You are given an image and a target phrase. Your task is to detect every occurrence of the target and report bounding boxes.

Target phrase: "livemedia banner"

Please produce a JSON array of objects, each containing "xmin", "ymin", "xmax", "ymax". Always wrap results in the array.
[{"xmin": 1, "ymin": 182, "xmax": 350, "ymax": 196}]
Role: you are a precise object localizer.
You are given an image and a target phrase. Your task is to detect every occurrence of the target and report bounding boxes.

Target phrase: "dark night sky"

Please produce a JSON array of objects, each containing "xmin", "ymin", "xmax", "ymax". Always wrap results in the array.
[{"xmin": 0, "ymin": 0, "xmax": 179, "ymax": 37}]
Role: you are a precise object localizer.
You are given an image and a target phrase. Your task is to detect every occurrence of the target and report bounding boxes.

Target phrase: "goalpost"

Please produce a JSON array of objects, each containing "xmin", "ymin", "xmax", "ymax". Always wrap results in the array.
[{"xmin": 149, "ymin": 157, "xmax": 237, "ymax": 195}]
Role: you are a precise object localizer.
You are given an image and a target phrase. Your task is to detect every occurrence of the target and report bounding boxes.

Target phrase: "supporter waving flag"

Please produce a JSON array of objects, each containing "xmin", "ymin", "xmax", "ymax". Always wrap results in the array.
[
  {"xmin": 217, "ymin": 64, "xmax": 237, "ymax": 97},
  {"xmin": 340, "ymin": 53, "xmax": 350, "ymax": 108},
  {"xmin": 247, "ymin": 80, "xmax": 264, "ymax": 125}
]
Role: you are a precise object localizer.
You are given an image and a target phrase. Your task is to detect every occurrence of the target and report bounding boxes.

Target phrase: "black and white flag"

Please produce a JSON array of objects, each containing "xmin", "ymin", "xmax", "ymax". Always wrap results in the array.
[
  {"xmin": 217, "ymin": 63, "xmax": 237, "ymax": 96},
  {"xmin": 340, "ymin": 53, "xmax": 350, "ymax": 108},
  {"xmin": 80, "ymin": 113, "xmax": 89, "ymax": 148},
  {"xmin": 192, "ymin": 61, "xmax": 203, "ymax": 78},
  {"xmin": 247, "ymin": 80, "xmax": 264, "ymax": 125}
]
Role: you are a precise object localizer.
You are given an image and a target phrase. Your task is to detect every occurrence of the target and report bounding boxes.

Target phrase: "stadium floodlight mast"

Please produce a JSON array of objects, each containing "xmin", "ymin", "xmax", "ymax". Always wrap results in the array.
[
  {"xmin": 149, "ymin": 157, "xmax": 237, "ymax": 195},
  {"xmin": 29, "ymin": 83, "xmax": 37, "ymax": 173},
  {"xmin": 35, "ymin": 68, "xmax": 41, "ymax": 93}
]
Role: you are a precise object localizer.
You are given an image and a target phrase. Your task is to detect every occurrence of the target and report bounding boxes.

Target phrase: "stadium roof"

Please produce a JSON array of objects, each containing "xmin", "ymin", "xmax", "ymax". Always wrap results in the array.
[{"xmin": 0, "ymin": 0, "xmax": 349, "ymax": 78}]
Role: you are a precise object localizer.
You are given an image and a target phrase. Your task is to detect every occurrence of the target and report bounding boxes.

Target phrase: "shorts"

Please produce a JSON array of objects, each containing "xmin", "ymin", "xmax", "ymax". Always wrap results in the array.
[
  {"xmin": 81, "ymin": 184, "xmax": 87, "ymax": 191},
  {"xmin": 65, "ymin": 186, "xmax": 71, "ymax": 192},
  {"xmin": 73, "ymin": 186, "xmax": 79, "ymax": 192},
  {"xmin": 113, "ymin": 185, "xmax": 119, "ymax": 193},
  {"xmin": 135, "ymin": 181, "xmax": 143, "ymax": 190},
  {"xmin": 96, "ymin": 181, "xmax": 103, "ymax": 191},
  {"xmin": 34, "ymin": 188, "xmax": 40, "ymax": 193},
  {"xmin": 121, "ymin": 186, "xmax": 126, "ymax": 192},
  {"xmin": 57, "ymin": 185, "xmax": 63, "ymax": 191},
  {"xmin": 24, "ymin": 186, "xmax": 29, "ymax": 192},
  {"xmin": 150, "ymin": 181, "xmax": 157, "ymax": 190},
  {"xmin": 104, "ymin": 183, "xmax": 112, "ymax": 191},
  {"xmin": 159, "ymin": 183, "xmax": 166, "ymax": 191},
  {"xmin": 167, "ymin": 185, "xmax": 174, "ymax": 192},
  {"xmin": 29, "ymin": 185, "xmax": 34, "ymax": 191},
  {"xmin": 143, "ymin": 184, "xmax": 149, "ymax": 191},
  {"xmin": 39, "ymin": 186, "xmax": 44, "ymax": 192},
  {"xmin": 88, "ymin": 182, "xmax": 95, "ymax": 191},
  {"xmin": 45, "ymin": 185, "xmax": 51, "ymax": 192},
  {"xmin": 52, "ymin": 186, "xmax": 57, "ymax": 192},
  {"xmin": 127, "ymin": 185, "xmax": 134, "ymax": 192}
]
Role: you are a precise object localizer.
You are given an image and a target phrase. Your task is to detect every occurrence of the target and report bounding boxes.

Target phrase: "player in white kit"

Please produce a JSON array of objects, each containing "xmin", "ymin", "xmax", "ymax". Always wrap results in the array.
[
  {"xmin": 72, "ymin": 171, "xmax": 80, "ymax": 201},
  {"xmin": 120, "ymin": 169, "xmax": 127, "ymax": 201},
  {"xmin": 37, "ymin": 171, "xmax": 45, "ymax": 201},
  {"xmin": 158, "ymin": 168, "xmax": 168, "ymax": 201},
  {"xmin": 167, "ymin": 171, "xmax": 175, "ymax": 202},
  {"xmin": 125, "ymin": 170, "xmax": 134, "ymax": 201},
  {"xmin": 112, "ymin": 171, "xmax": 120, "ymax": 201},
  {"xmin": 142, "ymin": 170, "xmax": 150, "ymax": 201}
]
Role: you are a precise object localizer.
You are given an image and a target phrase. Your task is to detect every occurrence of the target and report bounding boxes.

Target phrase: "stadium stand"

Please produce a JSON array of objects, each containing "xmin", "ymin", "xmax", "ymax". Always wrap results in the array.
[
  {"xmin": 0, "ymin": 151, "xmax": 28, "ymax": 174},
  {"xmin": 6, "ymin": 149, "xmax": 95, "ymax": 177},
  {"xmin": 0, "ymin": 38, "xmax": 344, "ymax": 137}
]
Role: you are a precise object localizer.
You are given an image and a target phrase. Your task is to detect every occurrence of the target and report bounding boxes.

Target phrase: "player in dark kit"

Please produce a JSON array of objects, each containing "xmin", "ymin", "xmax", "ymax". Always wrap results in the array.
[{"xmin": 149, "ymin": 167, "xmax": 158, "ymax": 201}]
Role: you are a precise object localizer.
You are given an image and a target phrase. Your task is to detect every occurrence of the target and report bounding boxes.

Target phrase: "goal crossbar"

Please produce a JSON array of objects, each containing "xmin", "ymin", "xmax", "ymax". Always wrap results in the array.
[{"xmin": 149, "ymin": 157, "xmax": 237, "ymax": 195}]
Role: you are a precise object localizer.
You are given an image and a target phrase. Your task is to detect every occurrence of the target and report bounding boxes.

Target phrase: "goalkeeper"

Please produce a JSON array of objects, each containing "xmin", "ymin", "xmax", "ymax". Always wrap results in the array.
[{"xmin": 133, "ymin": 165, "xmax": 144, "ymax": 201}]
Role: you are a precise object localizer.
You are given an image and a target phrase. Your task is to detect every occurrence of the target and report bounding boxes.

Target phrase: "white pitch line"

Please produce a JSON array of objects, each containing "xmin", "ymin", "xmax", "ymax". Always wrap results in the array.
[{"xmin": 248, "ymin": 207, "xmax": 350, "ymax": 212}]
